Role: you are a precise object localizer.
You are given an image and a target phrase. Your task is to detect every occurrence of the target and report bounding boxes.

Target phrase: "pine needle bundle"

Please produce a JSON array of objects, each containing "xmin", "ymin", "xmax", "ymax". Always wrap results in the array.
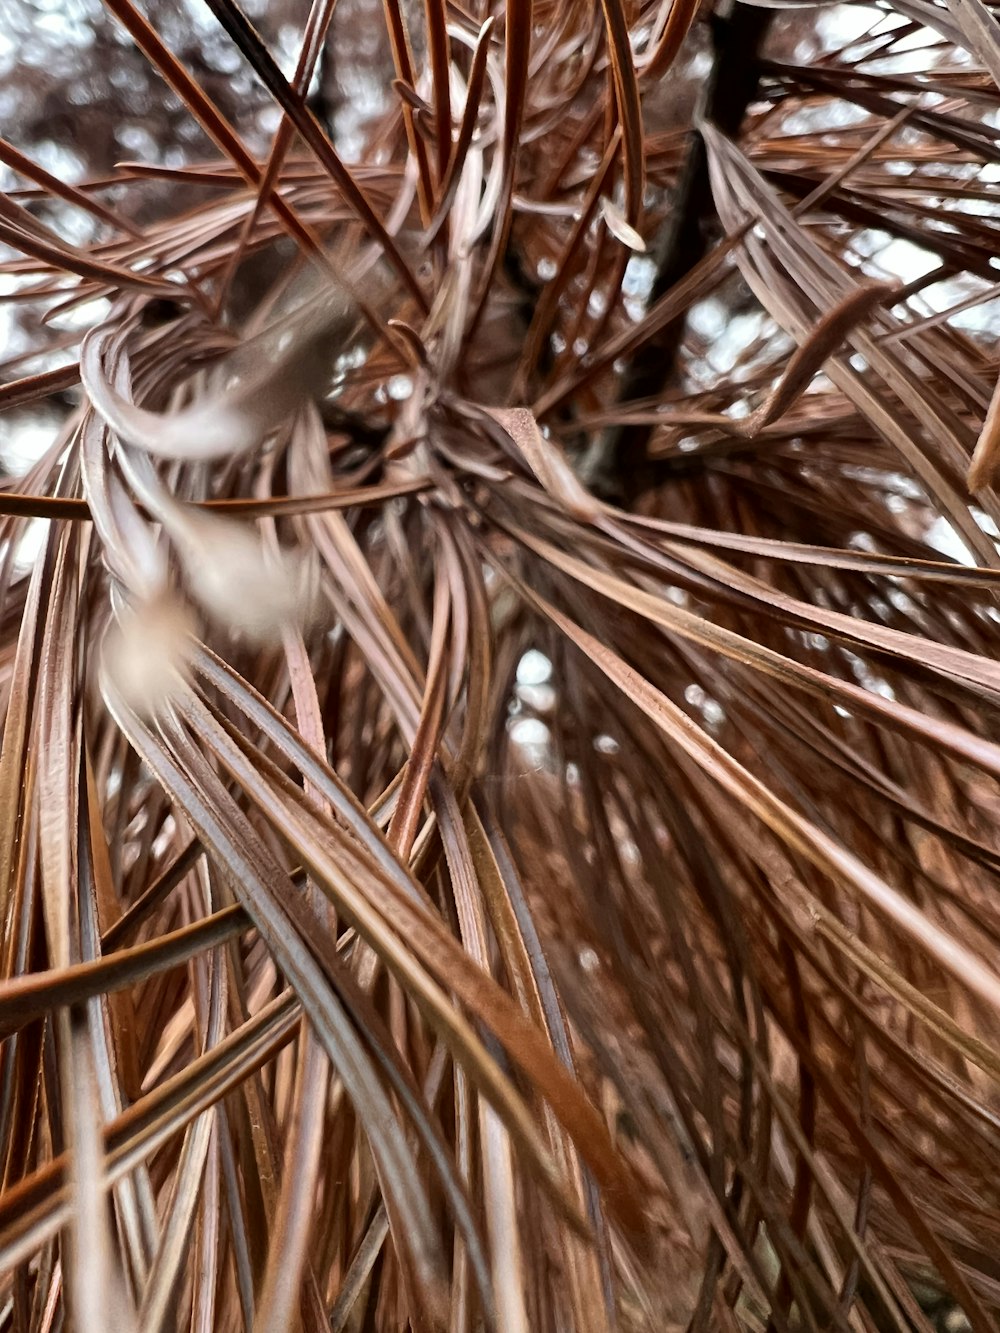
[{"xmin": 1, "ymin": 1, "xmax": 1000, "ymax": 1329}]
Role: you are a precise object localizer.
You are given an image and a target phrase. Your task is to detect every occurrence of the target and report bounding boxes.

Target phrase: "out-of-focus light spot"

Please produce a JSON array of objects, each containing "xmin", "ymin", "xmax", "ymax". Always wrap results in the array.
[{"xmin": 516, "ymin": 649, "xmax": 552, "ymax": 685}]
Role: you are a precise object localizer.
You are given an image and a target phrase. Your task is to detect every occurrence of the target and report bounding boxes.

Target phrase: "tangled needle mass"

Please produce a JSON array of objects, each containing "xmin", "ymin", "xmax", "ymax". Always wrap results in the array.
[{"xmin": 1, "ymin": 1, "xmax": 1000, "ymax": 1331}]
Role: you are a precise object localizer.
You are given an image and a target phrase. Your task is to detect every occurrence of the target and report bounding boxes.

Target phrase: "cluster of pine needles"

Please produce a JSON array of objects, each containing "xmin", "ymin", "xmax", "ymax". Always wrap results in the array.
[{"xmin": 3, "ymin": 0, "xmax": 1000, "ymax": 1329}]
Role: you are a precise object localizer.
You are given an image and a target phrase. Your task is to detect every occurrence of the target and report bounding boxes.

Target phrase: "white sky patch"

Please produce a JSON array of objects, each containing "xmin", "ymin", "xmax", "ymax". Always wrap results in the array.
[
  {"xmin": 0, "ymin": 417, "xmax": 55, "ymax": 473},
  {"xmin": 925, "ymin": 516, "xmax": 977, "ymax": 566},
  {"xmin": 48, "ymin": 296, "xmax": 110, "ymax": 333},
  {"xmin": 509, "ymin": 717, "xmax": 551, "ymax": 768},
  {"xmin": 12, "ymin": 519, "xmax": 50, "ymax": 576},
  {"xmin": 688, "ymin": 298, "xmax": 727, "ymax": 341},
  {"xmin": 816, "ymin": 4, "xmax": 884, "ymax": 49},
  {"xmin": 516, "ymin": 649, "xmax": 552, "ymax": 686},
  {"xmin": 623, "ymin": 254, "xmax": 656, "ymax": 302},
  {"xmin": 875, "ymin": 238, "xmax": 940, "ymax": 285}
]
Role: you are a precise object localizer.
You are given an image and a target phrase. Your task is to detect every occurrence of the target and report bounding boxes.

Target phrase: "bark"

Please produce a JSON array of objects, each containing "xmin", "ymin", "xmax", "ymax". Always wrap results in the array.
[{"xmin": 589, "ymin": 0, "xmax": 773, "ymax": 504}]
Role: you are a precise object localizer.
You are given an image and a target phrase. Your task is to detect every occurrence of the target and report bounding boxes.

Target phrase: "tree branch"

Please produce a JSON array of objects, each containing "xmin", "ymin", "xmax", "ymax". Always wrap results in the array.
[{"xmin": 586, "ymin": 0, "xmax": 772, "ymax": 503}]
